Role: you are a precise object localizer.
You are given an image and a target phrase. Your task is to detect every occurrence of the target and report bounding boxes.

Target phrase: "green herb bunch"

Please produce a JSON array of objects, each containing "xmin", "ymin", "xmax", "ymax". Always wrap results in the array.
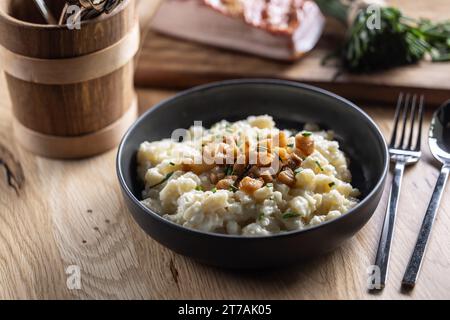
[{"xmin": 315, "ymin": 0, "xmax": 450, "ymax": 72}]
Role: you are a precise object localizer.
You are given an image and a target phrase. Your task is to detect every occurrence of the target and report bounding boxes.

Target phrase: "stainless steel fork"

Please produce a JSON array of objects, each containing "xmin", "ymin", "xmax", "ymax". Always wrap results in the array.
[{"xmin": 373, "ymin": 93, "xmax": 425, "ymax": 290}]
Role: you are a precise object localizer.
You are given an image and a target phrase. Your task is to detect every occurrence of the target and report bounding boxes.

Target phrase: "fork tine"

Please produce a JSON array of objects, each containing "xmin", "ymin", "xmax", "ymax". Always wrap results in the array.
[
  {"xmin": 389, "ymin": 93, "xmax": 404, "ymax": 147},
  {"xmin": 398, "ymin": 93, "xmax": 411, "ymax": 148},
  {"xmin": 415, "ymin": 95, "xmax": 425, "ymax": 151},
  {"xmin": 406, "ymin": 95, "xmax": 418, "ymax": 149}
]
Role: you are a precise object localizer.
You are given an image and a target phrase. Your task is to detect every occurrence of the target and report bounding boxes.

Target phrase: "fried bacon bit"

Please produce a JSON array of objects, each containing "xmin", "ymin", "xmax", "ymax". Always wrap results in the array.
[
  {"xmin": 256, "ymin": 152, "xmax": 274, "ymax": 167},
  {"xmin": 216, "ymin": 176, "xmax": 238, "ymax": 190},
  {"xmin": 285, "ymin": 151, "xmax": 303, "ymax": 170},
  {"xmin": 247, "ymin": 165, "xmax": 260, "ymax": 178},
  {"xmin": 273, "ymin": 131, "xmax": 288, "ymax": 148},
  {"xmin": 214, "ymin": 142, "xmax": 238, "ymax": 164},
  {"xmin": 210, "ymin": 172, "xmax": 226, "ymax": 184},
  {"xmin": 182, "ymin": 160, "xmax": 215, "ymax": 175},
  {"xmin": 274, "ymin": 147, "xmax": 289, "ymax": 162},
  {"xmin": 239, "ymin": 176, "xmax": 264, "ymax": 194},
  {"xmin": 295, "ymin": 133, "xmax": 315, "ymax": 157},
  {"xmin": 247, "ymin": 165, "xmax": 274, "ymax": 183},
  {"xmin": 258, "ymin": 139, "xmax": 272, "ymax": 152},
  {"xmin": 242, "ymin": 139, "xmax": 251, "ymax": 163},
  {"xmin": 290, "ymin": 151, "xmax": 303, "ymax": 165},
  {"xmin": 277, "ymin": 167, "xmax": 296, "ymax": 187},
  {"xmin": 232, "ymin": 163, "xmax": 247, "ymax": 176},
  {"xmin": 259, "ymin": 170, "xmax": 274, "ymax": 183}
]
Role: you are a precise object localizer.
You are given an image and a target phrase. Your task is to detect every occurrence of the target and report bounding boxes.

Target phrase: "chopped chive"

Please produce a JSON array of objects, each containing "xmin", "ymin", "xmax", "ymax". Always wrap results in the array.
[
  {"xmin": 258, "ymin": 213, "xmax": 265, "ymax": 221},
  {"xmin": 169, "ymin": 162, "xmax": 175, "ymax": 166},
  {"xmin": 258, "ymin": 146, "xmax": 268, "ymax": 152},
  {"xmin": 315, "ymin": 161, "xmax": 324, "ymax": 172},
  {"xmin": 211, "ymin": 187, "xmax": 217, "ymax": 193},
  {"xmin": 224, "ymin": 165, "xmax": 233, "ymax": 176},
  {"xmin": 287, "ymin": 143, "xmax": 294, "ymax": 148},
  {"xmin": 328, "ymin": 182, "xmax": 335, "ymax": 188},
  {"xmin": 294, "ymin": 168, "xmax": 303, "ymax": 174},
  {"xmin": 282, "ymin": 212, "xmax": 301, "ymax": 219},
  {"xmin": 148, "ymin": 172, "xmax": 174, "ymax": 189},
  {"xmin": 266, "ymin": 183, "xmax": 273, "ymax": 188},
  {"xmin": 195, "ymin": 185, "xmax": 203, "ymax": 191},
  {"xmin": 302, "ymin": 131, "xmax": 312, "ymax": 137}
]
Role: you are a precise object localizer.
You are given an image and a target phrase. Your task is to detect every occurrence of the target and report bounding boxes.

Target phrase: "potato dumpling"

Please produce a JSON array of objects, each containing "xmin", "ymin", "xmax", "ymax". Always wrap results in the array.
[{"xmin": 138, "ymin": 116, "xmax": 359, "ymax": 236}]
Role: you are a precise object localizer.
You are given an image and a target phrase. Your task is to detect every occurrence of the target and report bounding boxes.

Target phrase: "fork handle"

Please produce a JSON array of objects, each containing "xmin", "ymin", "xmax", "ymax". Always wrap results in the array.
[
  {"xmin": 374, "ymin": 161, "xmax": 406, "ymax": 289},
  {"xmin": 402, "ymin": 164, "xmax": 450, "ymax": 288}
]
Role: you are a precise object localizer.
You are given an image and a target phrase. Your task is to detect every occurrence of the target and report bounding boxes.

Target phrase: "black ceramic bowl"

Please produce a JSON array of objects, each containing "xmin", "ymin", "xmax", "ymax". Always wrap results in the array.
[{"xmin": 117, "ymin": 79, "xmax": 388, "ymax": 268}]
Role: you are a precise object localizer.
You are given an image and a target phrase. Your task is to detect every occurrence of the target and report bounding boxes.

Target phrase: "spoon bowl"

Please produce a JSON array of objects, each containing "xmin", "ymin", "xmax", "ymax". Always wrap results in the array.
[{"xmin": 429, "ymin": 99, "xmax": 450, "ymax": 163}]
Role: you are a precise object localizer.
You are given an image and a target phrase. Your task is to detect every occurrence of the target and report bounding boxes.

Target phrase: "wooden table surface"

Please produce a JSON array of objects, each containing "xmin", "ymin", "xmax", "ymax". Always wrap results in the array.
[{"xmin": 1, "ymin": 72, "xmax": 449, "ymax": 299}]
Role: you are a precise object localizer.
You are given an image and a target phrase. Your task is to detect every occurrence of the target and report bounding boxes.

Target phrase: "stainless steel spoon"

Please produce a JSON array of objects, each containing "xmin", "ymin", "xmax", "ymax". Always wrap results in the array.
[{"xmin": 402, "ymin": 100, "xmax": 450, "ymax": 289}]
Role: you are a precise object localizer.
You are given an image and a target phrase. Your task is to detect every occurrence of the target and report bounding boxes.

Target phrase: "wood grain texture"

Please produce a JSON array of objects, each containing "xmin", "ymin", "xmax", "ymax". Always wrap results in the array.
[
  {"xmin": 0, "ymin": 0, "xmax": 137, "ymax": 139},
  {"xmin": 0, "ymin": 0, "xmax": 136, "ymax": 58},
  {"xmin": 1, "ymin": 72, "xmax": 449, "ymax": 299},
  {"xmin": 135, "ymin": 0, "xmax": 450, "ymax": 106}
]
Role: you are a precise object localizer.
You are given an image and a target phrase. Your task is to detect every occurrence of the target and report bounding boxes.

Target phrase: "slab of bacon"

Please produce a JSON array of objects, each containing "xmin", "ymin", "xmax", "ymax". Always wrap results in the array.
[{"xmin": 150, "ymin": 0, "xmax": 325, "ymax": 60}]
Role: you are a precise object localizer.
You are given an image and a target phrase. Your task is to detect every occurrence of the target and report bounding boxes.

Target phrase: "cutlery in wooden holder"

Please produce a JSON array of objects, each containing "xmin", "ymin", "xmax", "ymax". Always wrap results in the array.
[{"xmin": 0, "ymin": 0, "xmax": 139, "ymax": 158}]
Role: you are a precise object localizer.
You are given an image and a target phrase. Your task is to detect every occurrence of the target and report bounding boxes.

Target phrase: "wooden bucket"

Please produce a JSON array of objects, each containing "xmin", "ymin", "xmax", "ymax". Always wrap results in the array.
[{"xmin": 0, "ymin": 0, "xmax": 139, "ymax": 159}]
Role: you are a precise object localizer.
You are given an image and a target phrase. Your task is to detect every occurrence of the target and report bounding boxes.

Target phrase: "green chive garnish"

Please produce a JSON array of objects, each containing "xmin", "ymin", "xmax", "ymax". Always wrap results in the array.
[
  {"xmin": 224, "ymin": 165, "xmax": 233, "ymax": 176},
  {"xmin": 315, "ymin": 161, "xmax": 324, "ymax": 172},
  {"xmin": 282, "ymin": 212, "xmax": 301, "ymax": 219},
  {"xmin": 148, "ymin": 172, "xmax": 174, "ymax": 189},
  {"xmin": 195, "ymin": 185, "xmax": 203, "ymax": 191},
  {"xmin": 258, "ymin": 146, "xmax": 268, "ymax": 152},
  {"xmin": 329, "ymin": 182, "xmax": 335, "ymax": 188},
  {"xmin": 211, "ymin": 187, "xmax": 217, "ymax": 193},
  {"xmin": 302, "ymin": 131, "xmax": 312, "ymax": 137}
]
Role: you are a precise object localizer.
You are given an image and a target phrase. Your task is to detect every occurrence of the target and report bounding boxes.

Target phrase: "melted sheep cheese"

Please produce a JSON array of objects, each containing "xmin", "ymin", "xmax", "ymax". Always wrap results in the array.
[{"xmin": 137, "ymin": 115, "xmax": 360, "ymax": 236}]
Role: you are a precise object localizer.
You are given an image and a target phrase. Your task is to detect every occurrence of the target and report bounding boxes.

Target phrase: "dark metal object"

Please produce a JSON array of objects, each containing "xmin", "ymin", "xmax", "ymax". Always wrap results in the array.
[{"xmin": 58, "ymin": 0, "xmax": 124, "ymax": 25}]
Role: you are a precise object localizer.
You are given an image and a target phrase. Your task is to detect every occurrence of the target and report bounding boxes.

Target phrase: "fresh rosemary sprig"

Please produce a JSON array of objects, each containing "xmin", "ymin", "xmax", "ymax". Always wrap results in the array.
[{"xmin": 315, "ymin": 0, "xmax": 450, "ymax": 72}]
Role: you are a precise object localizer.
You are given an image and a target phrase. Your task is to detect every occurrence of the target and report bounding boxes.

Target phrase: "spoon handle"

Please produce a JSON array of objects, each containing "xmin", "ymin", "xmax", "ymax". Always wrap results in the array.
[{"xmin": 402, "ymin": 164, "xmax": 450, "ymax": 288}]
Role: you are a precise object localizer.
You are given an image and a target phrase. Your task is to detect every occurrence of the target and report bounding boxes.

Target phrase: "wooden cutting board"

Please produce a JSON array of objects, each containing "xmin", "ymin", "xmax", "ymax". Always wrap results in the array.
[{"xmin": 135, "ymin": 0, "xmax": 450, "ymax": 106}]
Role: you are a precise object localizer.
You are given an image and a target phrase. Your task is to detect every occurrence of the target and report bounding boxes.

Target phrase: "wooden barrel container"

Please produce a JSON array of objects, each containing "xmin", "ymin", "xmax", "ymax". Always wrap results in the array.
[{"xmin": 0, "ymin": 0, "xmax": 139, "ymax": 158}]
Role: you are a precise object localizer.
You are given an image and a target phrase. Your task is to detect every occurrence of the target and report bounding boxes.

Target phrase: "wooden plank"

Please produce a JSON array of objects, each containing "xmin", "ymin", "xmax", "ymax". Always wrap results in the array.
[
  {"xmin": 1, "ymin": 73, "xmax": 450, "ymax": 298},
  {"xmin": 135, "ymin": 0, "xmax": 450, "ymax": 106}
]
